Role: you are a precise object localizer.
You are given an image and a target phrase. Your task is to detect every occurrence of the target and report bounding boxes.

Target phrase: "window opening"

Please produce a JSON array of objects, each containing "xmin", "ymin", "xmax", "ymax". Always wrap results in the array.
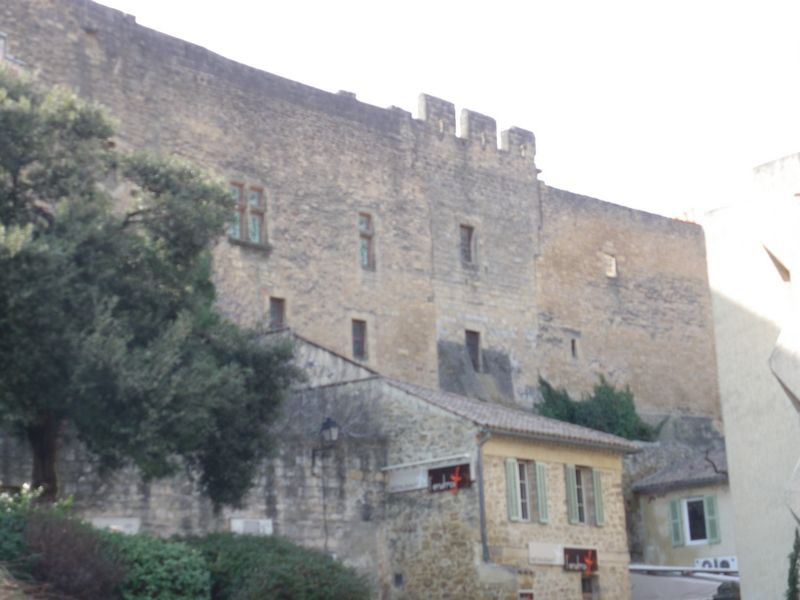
[
  {"xmin": 269, "ymin": 297, "xmax": 285, "ymax": 329},
  {"xmin": 229, "ymin": 183, "xmax": 265, "ymax": 244},
  {"xmin": 465, "ymin": 330, "xmax": 481, "ymax": 371},
  {"xmin": 685, "ymin": 498, "xmax": 707, "ymax": 542},
  {"xmin": 352, "ymin": 319, "xmax": 368, "ymax": 361},
  {"xmin": 460, "ymin": 224, "xmax": 475, "ymax": 263},
  {"xmin": 518, "ymin": 462, "xmax": 530, "ymax": 521},
  {"xmin": 603, "ymin": 252, "xmax": 618, "ymax": 278},
  {"xmin": 571, "ymin": 338, "xmax": 578, "ymax": 359},
  {"xmin": 359, "ymin": 213, "xmax": 375, "ymax": 270},
  {"xmin": 575, "ymin": 468, "xmax": 586, "ymax": 524}
]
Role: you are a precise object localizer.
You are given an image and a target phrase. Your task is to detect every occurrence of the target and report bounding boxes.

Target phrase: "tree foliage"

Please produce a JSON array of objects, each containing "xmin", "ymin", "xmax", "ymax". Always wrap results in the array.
[
  {"xmin": 0, "ymin": 70, "xmax": 302, "ymax": 507},
  {"xmin": 537, "ymin": 376, "xmax": 656, "ymax": 441},
  {"xmin": 788, "ymin": 527, "xmax": 800, "ymax": 600}
]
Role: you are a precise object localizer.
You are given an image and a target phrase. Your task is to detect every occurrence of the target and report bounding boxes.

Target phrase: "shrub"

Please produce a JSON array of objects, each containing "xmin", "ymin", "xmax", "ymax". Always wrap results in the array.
[
  {"xmin": 25, "ymin": 511, "xmax": 125, "ymax": 600},
  {"xmin": 538, "ymin": 376, "xmax": 657, "ymax": 441},
  {"xmin": 103, "ymin": 532, "xmax": 210, "ymax": 600},
  {"xmin": 187, "ymin": 533, "xmax": 371, "ymax": 600},
  {"xmin": 0, "ymin": 484, "xmax": 36, "ymax": 565},
  {"xmin": 106, "ymin": 531, "xmax": 211, "ymax": 600}
]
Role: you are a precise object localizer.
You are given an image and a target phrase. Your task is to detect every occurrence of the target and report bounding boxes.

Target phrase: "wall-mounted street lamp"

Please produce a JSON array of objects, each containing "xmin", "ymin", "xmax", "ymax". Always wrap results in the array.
[{"xmin": 320, "ymin": 417, "xmax": 339, "ymax": 445}]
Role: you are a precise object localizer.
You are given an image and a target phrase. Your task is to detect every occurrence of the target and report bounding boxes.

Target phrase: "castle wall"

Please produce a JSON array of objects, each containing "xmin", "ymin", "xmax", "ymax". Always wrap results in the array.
[
  {"xmin": 0, "ymin": 0, "xmax": 720, "ymax": 419},
  {"xmin": 535, "ymin": 186, "xmax": 721, "ymax": 420}
]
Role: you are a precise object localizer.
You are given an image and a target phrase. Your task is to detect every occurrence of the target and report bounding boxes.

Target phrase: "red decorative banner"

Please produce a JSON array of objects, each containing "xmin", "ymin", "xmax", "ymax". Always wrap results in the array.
[
  {"xmin": 563, "ymin": 548, "xmax": 598, "ymax": 574},
  {"xmin": 428, "ymin": 464, "xmax": 471, "ymax": 493}
]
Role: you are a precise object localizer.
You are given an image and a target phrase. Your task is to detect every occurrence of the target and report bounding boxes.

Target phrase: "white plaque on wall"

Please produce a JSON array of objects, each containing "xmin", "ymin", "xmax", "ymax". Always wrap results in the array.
[
  {"xmin": 529, "ymin": 542, "xmax": 563, "ymax": 565},
  {"xmin": 230, "ymin": 518, "xmax": 273, "ymax": 536},
  {"xmin": 91, "ymin": 516, "xmax": 141, "ymax": 535},
  {"xmin": 387, "ymin": 467, "xmax": 428, "ymax": 493}
]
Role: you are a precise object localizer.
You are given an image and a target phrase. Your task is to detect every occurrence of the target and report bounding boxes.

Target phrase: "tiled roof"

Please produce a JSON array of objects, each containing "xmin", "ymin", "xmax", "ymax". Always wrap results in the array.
[
  {"xmin": 386, "ymin": 379, "xmax": 639, "ymax": 454},
  {"xmin": 632, "ymin": 448, "xmax": 728, "ymax": 493}
]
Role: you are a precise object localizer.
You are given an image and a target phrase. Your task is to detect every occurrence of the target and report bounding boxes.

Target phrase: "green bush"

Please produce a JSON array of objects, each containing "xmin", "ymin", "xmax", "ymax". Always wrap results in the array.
[
  {"xmin": 25, "ymin": 511, "xmax": 125, "ymax": 599},
  {"xmin": 187, "ymin": 533, "xmax": 371, "ymax": 600},
  {"xmin": 0, "ymin": 483, "xmax": 43, "ymax": 571},
  {"xmin": 538, "ymin": 376, "xmax": 657, "ymax": 441},
  {"xmin": 106, "ymin": 532, "xmax": 211, "ymax": 600}
]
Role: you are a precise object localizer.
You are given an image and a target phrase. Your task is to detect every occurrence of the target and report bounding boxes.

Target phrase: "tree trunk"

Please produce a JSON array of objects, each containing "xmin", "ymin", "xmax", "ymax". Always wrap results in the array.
[{"xmin": 26, "ymin": 413, "xmax": 60, "ymax": 502}]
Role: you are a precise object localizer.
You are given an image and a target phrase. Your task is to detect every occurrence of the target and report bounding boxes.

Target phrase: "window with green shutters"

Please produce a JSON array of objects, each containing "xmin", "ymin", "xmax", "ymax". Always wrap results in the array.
[
  {"xmin": 669, "ymin": 495, "xmax": 721, "ymax": 546},
  {"xmin": 505, "ymin": 458, "xmax": 548, "ymax": 524},
  {"xmin": 565, "ymin": 465, "xmax": 604, "ymax": 526}
]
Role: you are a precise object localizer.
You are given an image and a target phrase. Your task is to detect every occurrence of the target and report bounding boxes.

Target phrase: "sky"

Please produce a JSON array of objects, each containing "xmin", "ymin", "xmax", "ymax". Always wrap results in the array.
[{"xmin": 96, "ymin": 0, "xmax": 800, "ymax": 219}]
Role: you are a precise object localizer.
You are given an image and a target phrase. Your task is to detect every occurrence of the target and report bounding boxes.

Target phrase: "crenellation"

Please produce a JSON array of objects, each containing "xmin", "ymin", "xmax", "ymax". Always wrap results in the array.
[
  {"xmin": 460, "ymin": 109, "xmax": 497, "ymax": 149},
  {"xmin": 417, "ymin": 93, "xmax": 456, "ymax": 135},
  {"xmin": 500, "ymin": 127, "xmax": 536, "ymax": 160}
]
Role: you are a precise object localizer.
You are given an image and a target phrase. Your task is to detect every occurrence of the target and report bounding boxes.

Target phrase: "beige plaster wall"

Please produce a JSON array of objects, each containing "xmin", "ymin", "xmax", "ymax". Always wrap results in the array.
[
  {"xmin": 637, "ymin": 483, "xmax": 735, "ymax": 566},
  {"xmin": 704, "ymin": 174, "xmax": 800, "ymax": 600},
  {"xmin": 483, "ymin": 435, "xmax": 631, "ymax": 599}
]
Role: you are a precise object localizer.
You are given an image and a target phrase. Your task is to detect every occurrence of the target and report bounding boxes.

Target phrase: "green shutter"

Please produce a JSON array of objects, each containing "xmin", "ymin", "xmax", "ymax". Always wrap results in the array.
[
  {"xmin": 592, "ymin": 468, "xmax": 604, "ymax": 526},
  {"xmin": 565, "ymin": 464, "xmax": 579, "ymax": 524},
  {"xmin": 669, "ymin": 498, "xmax": 685, "ymax": 547},
  {"xmin": 505, "ymin": 458, "xmax": 520, "ymax": 521},
  {"xmin": 536, "ymin": 462, "xmax": 549, "ymax": 524},
  {"xmin": 704, "ymin": 495, "xmax": 720, "ymax": 544}
]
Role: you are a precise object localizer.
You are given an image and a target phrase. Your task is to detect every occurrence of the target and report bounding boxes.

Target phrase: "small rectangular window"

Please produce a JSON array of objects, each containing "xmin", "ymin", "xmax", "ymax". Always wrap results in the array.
[
  {"xmin": 575, "ymin": 468, "xmax": 586, "ymax": 524},
  {"xmin": 229, "ymin": 183, "xmax": 266, "ymax": 245},
  {"xmin": 352, "ymin": 319, "xmax": 368, "ymax": 360},
  {"xmin": 518, "ymin": 462, "xmax": 530, "ymax": 521},
  {"xmin": 269, "ymin": 297, "xmax": 285, "ymax": 329},
  {"xmin": 359, "ymin": 213, "xmax": 375, "ymax": 270},
  {"xmin": 460, "ymin": 224, "xmax": 475, "ymax": 263},
  {"xmin": 465, "ymin": 330, "xmax": 481, "ymax": 371},
  {"xmin": 603, "ymin": 252, "xmax": 618, "ymax": 278},
  {"xmin": 570, "ymin": 338, "xmax": 578, "ymax": 359}
]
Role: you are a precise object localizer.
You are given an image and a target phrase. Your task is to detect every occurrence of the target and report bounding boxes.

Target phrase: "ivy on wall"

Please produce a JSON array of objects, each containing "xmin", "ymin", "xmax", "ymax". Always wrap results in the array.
[{"xmin": 536, "ymin": 376, "xmax": 657, "ymax": 441}]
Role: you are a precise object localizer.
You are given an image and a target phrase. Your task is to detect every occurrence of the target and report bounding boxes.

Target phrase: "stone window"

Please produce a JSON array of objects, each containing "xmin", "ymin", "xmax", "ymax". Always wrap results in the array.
[
  {"xmin": 669, "ymin": 495, "xmax": 720, "ymax": 546},
  {"xmin": 570, "ymin": 338, "xmax": 578, "ymax": 359},
  {"xmin": 565, "ymin": 465, "xmax": 604, "ymax": 526},
  {"xmin": 359, "ymin": 213, "xmax": 375, "ymax": 270},
  {"xmin": 505, "ymin": 459, "xmax": 548, "ymax": 524},
  {"xmin": 352, "ymin": 319, "xmax": 368, "ymax": 361},
  {"xmin": 229, "ymin": 183, "xmax": 266, "ymax": 245},
  {"xmin": 603, "ymin": 252, "xmax": 617, "ymax": 278},
  {"xmin": 465, "ymin": 330, "xmax": 481, "ymax": 371},
  {"xmin": 460, "ymin": 224, "xmax": 475, "ymax": 263},
  {"xmin": 581, "ymin": 576, "xmax": 599, "ymax": 600},
  {"xmin": 269, "ymin": 297, "xmax": 286, "ymax": 329}
]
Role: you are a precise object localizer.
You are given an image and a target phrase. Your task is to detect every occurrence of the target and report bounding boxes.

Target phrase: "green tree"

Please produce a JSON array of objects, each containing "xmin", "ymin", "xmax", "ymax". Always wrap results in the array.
[
  {"xmin": 788, "ymin": 527, "xmax": 800, "ymax": 600},
  {"xmin": 537, "ymin": 376, "xmax": 656, "ymax": 441},
  {"xmin": 0, "ymin": 71, "xmax": 302, "ymax": 507}
]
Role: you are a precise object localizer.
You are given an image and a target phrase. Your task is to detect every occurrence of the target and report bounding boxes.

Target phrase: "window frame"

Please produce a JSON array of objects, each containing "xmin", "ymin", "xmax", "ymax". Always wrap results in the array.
[
  {"xmin": 505, "ymin": 458, "xmax": 549, "ymax": 524},
  {"xmin": 565, "ymin": 465, "xmax": 604, "ymax": 527},
  {"xmin": 269, "ymin": 297, "xmax": 286, "ymax": 330},
  {"xmin": 352, "ymin": 319, "xmax": 368, "ymax": 361},
  {"xmin": 229, "ymin": 182, "xmax": 267, "ymax": 246},
  {"xmin": 683, "ymin": 497, "xmax": 708, "ymax": 545},
  {"xmin": 465, "ymin": 330, "xmax": 481, "ymax": 371},
  {"xmin": 459, "ymin": 224, "xmax": 476, "ymax": 264},
  {"xmin": 358, "ymin": 212, "xmax": 375, "ymax": 270}
]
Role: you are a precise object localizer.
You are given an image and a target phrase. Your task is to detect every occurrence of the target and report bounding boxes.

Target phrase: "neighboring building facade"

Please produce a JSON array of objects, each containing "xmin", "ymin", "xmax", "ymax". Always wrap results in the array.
[
  {"xmin": 703, "ymin": 153, "xmax": 800, "ymax": 600},
  {"xmin": 632, "ymin": 450, "xmax": 736, "ymax": 569},
  {"xmin": 0, "ymin": 0, "xmax": 721, "ymax": 426},
  {"xmin": 0, "ymin": 335, "xmax": 637, "ymax": 599}
]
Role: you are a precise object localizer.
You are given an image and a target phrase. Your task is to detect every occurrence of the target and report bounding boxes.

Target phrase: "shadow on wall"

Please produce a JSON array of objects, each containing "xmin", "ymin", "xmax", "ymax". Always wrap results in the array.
[{"xmin": 436, "ymin": 341, "xmax": 514, "ymax": 404}]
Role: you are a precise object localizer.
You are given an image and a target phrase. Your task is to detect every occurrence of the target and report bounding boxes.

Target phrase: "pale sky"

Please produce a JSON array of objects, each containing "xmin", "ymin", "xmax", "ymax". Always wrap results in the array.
[{"xmin": 97, "ymin": 0, "xmax": 800, "ymax": 219}]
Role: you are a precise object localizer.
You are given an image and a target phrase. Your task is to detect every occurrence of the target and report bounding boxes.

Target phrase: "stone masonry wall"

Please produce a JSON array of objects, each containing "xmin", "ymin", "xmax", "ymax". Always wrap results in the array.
[
  {"xmin": 535, "ymin": 186, "xmax": 721, "ymax": 421},
  {"xmin": 483, "ymin": 436, "xmax": 631, "ymax": 599},
  {"xmin": 0, "ymin": 0, "xmax": 721, "ymax": 422}
]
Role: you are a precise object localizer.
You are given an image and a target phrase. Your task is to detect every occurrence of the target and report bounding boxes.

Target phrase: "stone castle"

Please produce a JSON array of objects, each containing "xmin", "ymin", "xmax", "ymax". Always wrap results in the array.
[
  {"xmin": 0, "ymin": 1, "xmax": 725, "ymax": 598},
  {"xmin": 1, "ymin": 0, "xmax": 719, "ymax": 422}
]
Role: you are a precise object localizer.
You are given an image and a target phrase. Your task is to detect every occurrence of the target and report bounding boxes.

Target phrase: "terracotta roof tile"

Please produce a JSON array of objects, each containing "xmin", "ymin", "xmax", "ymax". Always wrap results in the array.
[{"xmin": 386, "ymin": 379, "xmax": 638, "ymax": 454}]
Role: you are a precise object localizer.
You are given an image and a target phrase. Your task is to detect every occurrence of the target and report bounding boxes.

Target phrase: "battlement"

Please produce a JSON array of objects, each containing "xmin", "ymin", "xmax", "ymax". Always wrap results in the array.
[{"xmin": 417, "ymin": 94, "xmax": 535, "ymax": 161}]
